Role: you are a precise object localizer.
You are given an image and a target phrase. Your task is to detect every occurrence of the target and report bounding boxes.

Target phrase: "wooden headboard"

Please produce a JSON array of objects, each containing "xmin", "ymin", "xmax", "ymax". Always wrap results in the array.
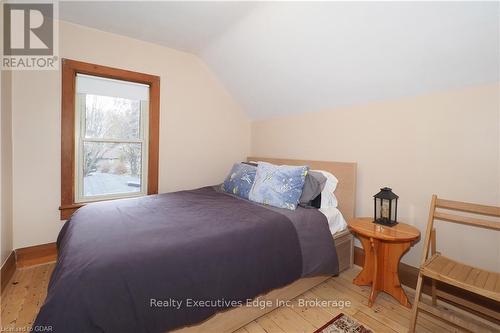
[{"xmin": 247, "ymin": 157, "xmax": 357, "ymax": 221}]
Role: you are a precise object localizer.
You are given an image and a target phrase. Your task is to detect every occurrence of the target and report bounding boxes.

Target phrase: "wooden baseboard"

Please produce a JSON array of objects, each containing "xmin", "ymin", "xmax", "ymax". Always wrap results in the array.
[
  {"xmin": 1, "ymin": 251, "xmax": 16, "ymax": 293},
  {"xmin": 16, "ymin": 242, "xmax": 57, "ymax": 268},
  {"xmin": 353, "ymin": 246, "xmax": 499, "ymax": 321},
  {"xmin": 2, "ymin": 243, "xmax": 57, "ymax": 293}
]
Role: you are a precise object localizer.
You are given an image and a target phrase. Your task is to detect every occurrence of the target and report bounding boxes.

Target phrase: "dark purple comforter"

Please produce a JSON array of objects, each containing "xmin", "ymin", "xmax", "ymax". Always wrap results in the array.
[{"xmin": 35, "ymin": 187, "xmax": 337, "ymax": 332}]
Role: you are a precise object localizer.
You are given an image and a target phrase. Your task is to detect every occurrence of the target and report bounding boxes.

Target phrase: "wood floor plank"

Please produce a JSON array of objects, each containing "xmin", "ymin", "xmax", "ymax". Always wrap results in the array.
[
  {"xmin": 233, "ymin": 328, "xmax": 248, "ymax": 333},
  {"xmin": 266, "ymin": 306, "xmax": 317, "ymax": 333},
  {"xmin": 288, "ymin": 292, "xmax": 339, "ymax": 328},
  {"xmin": 255, "ymin": 315, "xmax": 287, "ymax": 333},
  {"xmin": 308, "ymin": 281, "xmax": 359, "ymax": 317},
  {"xmin": 243, "ymin": 321, "xmax": 267, "ymax": 333},
  {"xmin": 1, "ymin": 269, "xmax": 21, "ymax": 313},
  {"xmin": 353, "ymin": 310, "xmax": 397, "ymax": 333},
  {"xmin": 15, "ymin": 266, "xmax": 45, "ymax": 327},
  {"xmin": 3, "ymin": 268, "xmax": 35, "ymax": 329}
]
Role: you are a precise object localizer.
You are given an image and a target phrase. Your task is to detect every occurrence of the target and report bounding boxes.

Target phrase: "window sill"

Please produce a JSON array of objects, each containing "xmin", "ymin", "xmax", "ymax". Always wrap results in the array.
[
  {"xmin": 59, "ymin": 193, "xmax": 150, "ymax": 220},
  {"xmin": 59, "ymin": 204, "xmax": 85, "ymax": 220}
]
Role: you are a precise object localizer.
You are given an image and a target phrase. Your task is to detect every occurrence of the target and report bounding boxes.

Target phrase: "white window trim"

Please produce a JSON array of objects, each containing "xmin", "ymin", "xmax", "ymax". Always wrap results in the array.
[{"xmin": 74, "ymin": 94, "xmax": 149, "ymax": 203}]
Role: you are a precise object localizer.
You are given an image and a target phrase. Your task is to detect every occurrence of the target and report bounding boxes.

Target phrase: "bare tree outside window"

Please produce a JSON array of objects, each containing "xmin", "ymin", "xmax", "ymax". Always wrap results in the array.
[{"xmin": 81, "ymin": 94, "xmax": 145, "ymax": 197}]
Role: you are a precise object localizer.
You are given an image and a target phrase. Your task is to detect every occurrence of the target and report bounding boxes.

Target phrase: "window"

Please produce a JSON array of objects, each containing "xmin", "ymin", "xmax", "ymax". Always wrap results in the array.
[
  {"xmin": 60, "ymin": 59, "xmax": 160, "ymax": 219},
  {"xmin": 75, "ymin": 75, "xmax": 149, "ymax": 202}
]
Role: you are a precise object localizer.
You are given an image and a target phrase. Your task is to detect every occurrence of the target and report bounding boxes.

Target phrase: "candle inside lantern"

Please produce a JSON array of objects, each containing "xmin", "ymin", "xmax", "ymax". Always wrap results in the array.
[{"xmin": 381, "ymin": 200, "xmax": 389, "ymax": 219}]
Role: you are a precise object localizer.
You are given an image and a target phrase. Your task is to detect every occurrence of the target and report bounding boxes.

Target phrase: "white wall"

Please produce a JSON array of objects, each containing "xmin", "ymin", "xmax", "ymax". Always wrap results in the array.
[
  {"xmin": 1, "ymin": 69, "xmax": 14, "ymax": 264},
  {"xmin": 252, "ymin": 84, "xmax": 500, "ymax": 271},
  {"xmin": 11, "ymin": 21, "xmax": 250, "ymax": 249}
]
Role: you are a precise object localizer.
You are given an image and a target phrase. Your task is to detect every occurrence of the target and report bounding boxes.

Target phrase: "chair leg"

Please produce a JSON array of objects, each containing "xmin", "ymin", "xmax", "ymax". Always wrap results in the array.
[
  {"xmin": 431, "ymin": 279, "xmax": 437, "ymax": 306},
  {"xmin": 430, "ymin": 228, "xmax": 437, "ymax": 306},
  {"xmin": 408, "ymin": 273, "xmax": 424, "ymax": 333}
]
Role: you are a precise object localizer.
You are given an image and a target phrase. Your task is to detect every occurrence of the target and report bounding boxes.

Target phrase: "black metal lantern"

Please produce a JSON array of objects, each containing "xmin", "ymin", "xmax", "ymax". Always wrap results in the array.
[{"xmin": 373, "ymin": 187, "xmax": 399, "ymax": 227}]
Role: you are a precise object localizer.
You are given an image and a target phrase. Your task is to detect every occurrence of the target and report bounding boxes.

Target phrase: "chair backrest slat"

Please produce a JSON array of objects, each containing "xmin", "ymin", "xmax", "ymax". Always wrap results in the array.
[
  {"xmin": 433, "ymin": 212, "xmax": 500, "ymax": 231},
  {"xmin": 435, "ymin": 198, "xmax": 500, "ymax": 217}
]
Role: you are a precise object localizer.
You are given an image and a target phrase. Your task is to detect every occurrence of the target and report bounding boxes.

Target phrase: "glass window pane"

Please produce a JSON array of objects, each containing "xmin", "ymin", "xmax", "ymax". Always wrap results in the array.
[
  {"xmin": 84, "ymin": 94, "xmax": 141, "ymax": 140},
  {"xmin": 83, "ymin": 142, "xmax": 142, "ymax": 197}
]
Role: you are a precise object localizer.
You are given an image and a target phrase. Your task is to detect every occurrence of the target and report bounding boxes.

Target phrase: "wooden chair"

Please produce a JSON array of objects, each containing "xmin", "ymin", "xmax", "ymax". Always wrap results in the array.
[{"xmin": 408, "ymin": 195, "xmax": 500, "ymax": 333}]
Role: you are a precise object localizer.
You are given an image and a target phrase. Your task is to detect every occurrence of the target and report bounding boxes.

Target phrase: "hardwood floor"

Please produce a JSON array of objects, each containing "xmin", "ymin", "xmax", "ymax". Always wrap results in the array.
[{"xmin": 0, "ymin": 264, "xmax": 478, "ymax": 332}]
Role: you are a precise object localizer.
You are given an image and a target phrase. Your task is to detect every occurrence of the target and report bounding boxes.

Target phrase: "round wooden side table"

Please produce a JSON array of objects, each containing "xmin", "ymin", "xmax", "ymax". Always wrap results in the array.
[{"xmin": 347, "ymin": 217, "xmax": 420, "ymax": 308}]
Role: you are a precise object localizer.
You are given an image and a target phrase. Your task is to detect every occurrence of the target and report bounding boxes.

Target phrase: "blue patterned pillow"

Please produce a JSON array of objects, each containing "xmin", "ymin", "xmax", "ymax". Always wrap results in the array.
[
  {"xmin": 249, "ymin": 162, "xmax": 309, "ymax": 210},
  {"xmin": 222, "ymin": 163, "xmax": 257, "ymax": 199}
]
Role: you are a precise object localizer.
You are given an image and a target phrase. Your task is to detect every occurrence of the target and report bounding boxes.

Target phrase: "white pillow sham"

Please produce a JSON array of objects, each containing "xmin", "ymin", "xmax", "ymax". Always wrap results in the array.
[
  {"xmin": 312, "ymin": 169, "xmax": 338, "ymax": 209},
  {"xmin": 319, "ymin": 206, "xmax": 347, "ymax": 234}
]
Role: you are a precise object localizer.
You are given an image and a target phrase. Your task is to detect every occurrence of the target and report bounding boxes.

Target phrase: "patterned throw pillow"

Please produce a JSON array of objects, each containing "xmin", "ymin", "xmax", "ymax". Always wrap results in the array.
[
  {"xmin": 249, "ymin": 162, "xmax": 309, "ymax": 210},
  {"xmin": 222, "ymin": 163, "xmax": 257, "ymax": 199}
]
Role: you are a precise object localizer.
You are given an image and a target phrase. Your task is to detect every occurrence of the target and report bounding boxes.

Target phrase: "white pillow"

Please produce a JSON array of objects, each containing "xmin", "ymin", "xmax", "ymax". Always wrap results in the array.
[
  {"xmin": 312, "ymin": 170, "xmax": 338, "ymax": 209},
  {"xmin": 319, "ymin": 206, "xmax": 347, "ymax": 234}
]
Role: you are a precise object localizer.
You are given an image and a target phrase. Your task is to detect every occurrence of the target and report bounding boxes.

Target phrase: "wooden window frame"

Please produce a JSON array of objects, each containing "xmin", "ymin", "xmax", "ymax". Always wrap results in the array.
[{"xmin": 60, "ymin": 59, "xmax": 160, "ymax": 220}]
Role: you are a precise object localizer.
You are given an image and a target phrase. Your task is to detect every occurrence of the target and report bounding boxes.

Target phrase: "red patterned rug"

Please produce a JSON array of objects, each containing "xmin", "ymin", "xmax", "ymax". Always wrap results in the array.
[{"xmin": 313, "ymin": 313, "xmax": 373, "ymax": 333}]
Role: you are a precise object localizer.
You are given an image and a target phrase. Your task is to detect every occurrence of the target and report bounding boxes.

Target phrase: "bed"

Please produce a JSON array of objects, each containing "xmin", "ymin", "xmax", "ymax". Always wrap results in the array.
[{"xmin": 34, "ymin": 157, "xmax": 356, "ymax": 333}]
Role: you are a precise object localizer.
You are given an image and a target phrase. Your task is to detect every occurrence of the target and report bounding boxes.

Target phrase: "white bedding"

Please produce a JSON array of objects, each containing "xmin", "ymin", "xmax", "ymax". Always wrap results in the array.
[{"xmin": 319, "ymin": 206, "xmax": 347, "ymax": 235}]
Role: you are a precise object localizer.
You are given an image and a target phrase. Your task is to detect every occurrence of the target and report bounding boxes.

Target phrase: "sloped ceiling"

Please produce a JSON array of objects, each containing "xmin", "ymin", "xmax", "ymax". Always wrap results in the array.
[{"xmin": 60, "ymin": 1, "xmax": 500, "ymax": 119}]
